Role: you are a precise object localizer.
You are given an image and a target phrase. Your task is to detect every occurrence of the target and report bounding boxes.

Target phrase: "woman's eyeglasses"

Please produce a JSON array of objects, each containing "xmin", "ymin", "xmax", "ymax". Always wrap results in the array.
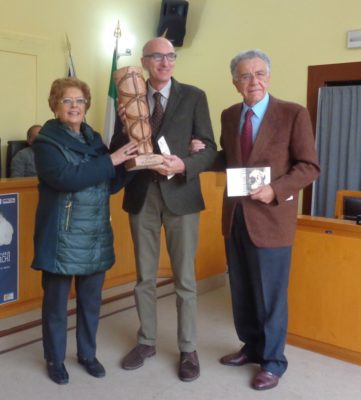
[{"xmin": 60, "ymin": 97, "xmax": 87, "ymax": 106}]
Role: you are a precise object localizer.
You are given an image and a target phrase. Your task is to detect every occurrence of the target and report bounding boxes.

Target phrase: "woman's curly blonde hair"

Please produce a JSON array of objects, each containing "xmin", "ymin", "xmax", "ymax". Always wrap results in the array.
[{"xmin": 48, "ymin": 77, "xmax": 91, "ymax": 113}]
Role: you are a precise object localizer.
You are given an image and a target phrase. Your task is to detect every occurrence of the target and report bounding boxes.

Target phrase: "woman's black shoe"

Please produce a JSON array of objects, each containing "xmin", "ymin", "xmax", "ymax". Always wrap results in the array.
[
  {"xmin": 46, "ymin": 362, "xmax": 69, "ymax": 385},
  {"xmin": 78, "ymin": 357, "xmax": 106, "ymax": 378}
]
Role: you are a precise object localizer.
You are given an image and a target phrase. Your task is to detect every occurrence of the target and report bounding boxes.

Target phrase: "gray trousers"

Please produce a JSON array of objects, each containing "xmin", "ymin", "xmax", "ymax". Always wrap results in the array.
[{"xmin": 129, "ymin": 182, "xmax": 199, "ymax": 352}]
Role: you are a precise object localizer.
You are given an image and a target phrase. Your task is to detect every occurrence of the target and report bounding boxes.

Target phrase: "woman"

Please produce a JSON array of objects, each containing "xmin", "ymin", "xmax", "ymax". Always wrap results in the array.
[{"xmin": 31, "ymin": 77, "xmax": 137, "ymax": 385}]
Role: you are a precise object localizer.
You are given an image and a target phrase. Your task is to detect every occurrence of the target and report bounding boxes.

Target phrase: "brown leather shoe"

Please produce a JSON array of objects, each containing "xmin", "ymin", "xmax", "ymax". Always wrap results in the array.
[
  {"xmin": 179, "ymin": 351, "xmax": 200, "ymax": 382},
  {"xmin": 252, "ymin": 370, "xmax": 280, "ymax": 390},
  {"xmin": 121, "ymin": 344, "xmax": 156, "ymax": 370},
  {"xmin": 219, "ymin": 350, "xmax": 251, "ymax": 366}
]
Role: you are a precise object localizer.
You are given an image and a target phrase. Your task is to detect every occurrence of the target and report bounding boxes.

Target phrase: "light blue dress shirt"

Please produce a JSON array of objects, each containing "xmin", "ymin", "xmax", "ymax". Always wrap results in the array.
[
  {"xmin": 240, "ymin": 92, "xmax": 270, "ymax": 142},
  {"xmin": 147, "ymin": 80, "xmax": 172, "ymax": 113}
]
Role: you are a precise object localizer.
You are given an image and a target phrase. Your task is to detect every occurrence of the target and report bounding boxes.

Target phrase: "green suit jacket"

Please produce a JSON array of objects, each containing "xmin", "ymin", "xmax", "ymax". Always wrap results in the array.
[{"xmin": 116, "ymin": 78, "xmax": 217, "ymax": 216}]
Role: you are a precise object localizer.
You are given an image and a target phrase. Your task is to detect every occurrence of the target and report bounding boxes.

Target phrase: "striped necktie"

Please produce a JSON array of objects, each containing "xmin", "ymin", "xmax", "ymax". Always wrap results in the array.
[{"xmin": 150, "ymin": 92, "xmax": 164, "ymax": 135}]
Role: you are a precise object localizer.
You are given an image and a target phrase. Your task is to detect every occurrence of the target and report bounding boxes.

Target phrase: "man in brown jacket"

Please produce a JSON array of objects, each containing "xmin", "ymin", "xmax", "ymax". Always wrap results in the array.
[{"xmin": 218, "ymin": 50, "xmax": 320, "ymax": 390}]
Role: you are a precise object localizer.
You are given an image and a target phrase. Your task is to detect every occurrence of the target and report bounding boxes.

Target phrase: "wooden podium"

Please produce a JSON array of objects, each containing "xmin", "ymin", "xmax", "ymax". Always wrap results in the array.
[
  {"xmin": 0, "ymin": 173, "xmax": 226, "ymax": 319},
  {"xmin": 288, "ymin": 215, "xmax": 361, "ymax": 365}
]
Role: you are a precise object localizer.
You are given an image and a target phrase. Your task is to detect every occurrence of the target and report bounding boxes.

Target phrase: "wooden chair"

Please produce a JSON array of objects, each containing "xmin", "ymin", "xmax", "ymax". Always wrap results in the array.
[{"xmin": 334, "ymin": 189, "xmax": 361, "ymax": 219}]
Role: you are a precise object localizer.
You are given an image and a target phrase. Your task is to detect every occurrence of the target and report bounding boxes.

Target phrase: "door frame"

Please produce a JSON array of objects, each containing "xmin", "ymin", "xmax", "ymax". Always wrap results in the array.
[{"xmin": 303, "ymin": 61, "xmax": 361, "ymax": 214}]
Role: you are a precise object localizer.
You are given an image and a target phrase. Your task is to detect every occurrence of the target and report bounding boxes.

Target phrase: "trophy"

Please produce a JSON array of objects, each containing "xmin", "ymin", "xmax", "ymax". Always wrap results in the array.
[{"xmin": 113, "ymin": 66, "xmax": 164, "ymax": 170}]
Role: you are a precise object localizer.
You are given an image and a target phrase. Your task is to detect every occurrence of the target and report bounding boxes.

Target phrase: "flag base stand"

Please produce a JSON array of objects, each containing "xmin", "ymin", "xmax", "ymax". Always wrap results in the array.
[{"xmin": 125, "ymin": 154, "xmax": 164, "ymax": 171}]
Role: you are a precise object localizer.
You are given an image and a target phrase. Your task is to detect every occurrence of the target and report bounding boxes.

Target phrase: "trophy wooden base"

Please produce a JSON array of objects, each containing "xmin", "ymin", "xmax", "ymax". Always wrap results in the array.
[{"xmin": 125, "ymin": 154, "xmax": 164, "ymax": 171}]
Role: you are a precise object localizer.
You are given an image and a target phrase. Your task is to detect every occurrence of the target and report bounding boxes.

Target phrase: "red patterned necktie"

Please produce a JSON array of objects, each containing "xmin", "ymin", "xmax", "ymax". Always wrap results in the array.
[
  {"xmin": 150, "ymin": 92, "xmax": 164, "ymax": 135},
  {"xmin": 240, "ymin": 109, "xmax": 254, "ymax": 164}
]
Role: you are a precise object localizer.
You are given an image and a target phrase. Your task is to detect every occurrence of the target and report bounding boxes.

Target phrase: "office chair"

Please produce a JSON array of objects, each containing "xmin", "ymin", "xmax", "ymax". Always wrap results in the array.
[
  {"xmin": 6, "ymin": 140, "xmax": 29, "ymax": 177},
  {"xmin": 334, "ymin": 189, "xmax": 361, "ymax": 219},
  {"xmin": 343, "ymin": 196, "xmax": 361, "ymax": 220}
]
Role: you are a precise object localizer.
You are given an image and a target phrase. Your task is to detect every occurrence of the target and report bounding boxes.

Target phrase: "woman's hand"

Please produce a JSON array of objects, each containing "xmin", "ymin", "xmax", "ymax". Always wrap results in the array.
[
  {"xmin": 189, "ymin": 138, "xmax": 205, "ymax": 153},
  {"xmin": 110, "ymin": 141, "xmax": 138, "ymax": 166}
]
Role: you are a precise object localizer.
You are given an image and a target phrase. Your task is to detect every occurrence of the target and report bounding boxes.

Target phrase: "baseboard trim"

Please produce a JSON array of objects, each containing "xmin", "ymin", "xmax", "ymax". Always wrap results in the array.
[
  {"xmin": 287, "ymin": 333, "xmax": 361, "ymax": 366},
  {"xmin": 197, "ymin": 273, "xmax": 226, "ymax": 294}
]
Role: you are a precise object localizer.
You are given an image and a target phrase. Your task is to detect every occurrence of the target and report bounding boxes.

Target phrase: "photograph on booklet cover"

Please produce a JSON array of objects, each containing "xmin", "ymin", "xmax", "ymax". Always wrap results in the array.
[{"xmin": 226, "ymin": 167, "xmax": 271, "ymax": 196}]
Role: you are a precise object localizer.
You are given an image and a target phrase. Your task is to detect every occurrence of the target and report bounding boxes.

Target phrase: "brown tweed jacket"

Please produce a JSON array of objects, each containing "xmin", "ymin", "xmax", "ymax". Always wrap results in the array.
[{"xmin": 219, "ymin": 95, "xmax": 320, "ymax": 247}]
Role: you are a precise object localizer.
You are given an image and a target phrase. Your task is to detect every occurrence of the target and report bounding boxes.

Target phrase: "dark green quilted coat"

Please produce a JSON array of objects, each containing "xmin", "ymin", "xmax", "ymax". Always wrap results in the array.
[{"xmin": 31, "ymin": 119, "xmax": 122, "ymax": 275}]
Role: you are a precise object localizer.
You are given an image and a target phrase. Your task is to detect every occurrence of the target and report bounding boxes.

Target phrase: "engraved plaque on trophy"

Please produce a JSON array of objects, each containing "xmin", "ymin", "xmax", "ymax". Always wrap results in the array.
[{"xmin": 113, "ymin": 66, "xmax": 164, "ymax": 170}]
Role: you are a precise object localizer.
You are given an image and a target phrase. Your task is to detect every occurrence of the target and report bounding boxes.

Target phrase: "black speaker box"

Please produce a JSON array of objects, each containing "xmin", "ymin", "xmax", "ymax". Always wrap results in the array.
[{"xmin": 157, "ymin": 0, "xmax": 189, "ymax": 47}]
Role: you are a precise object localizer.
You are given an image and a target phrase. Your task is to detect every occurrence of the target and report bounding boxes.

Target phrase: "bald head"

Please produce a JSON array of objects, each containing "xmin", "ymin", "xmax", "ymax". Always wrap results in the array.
[
  {"xmin": 141, "ymin": 37, "xmax": 177, "ymax": 90},
  {"xmin": 142, "ymin": 37, "xmax": 175, "ymax": 56}
]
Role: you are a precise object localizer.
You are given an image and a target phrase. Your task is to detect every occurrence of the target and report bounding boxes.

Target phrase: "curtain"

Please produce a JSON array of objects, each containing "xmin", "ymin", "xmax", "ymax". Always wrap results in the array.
[{"xmin": 313, "ymin": 85, "xmax": 361, "ymax": 217}]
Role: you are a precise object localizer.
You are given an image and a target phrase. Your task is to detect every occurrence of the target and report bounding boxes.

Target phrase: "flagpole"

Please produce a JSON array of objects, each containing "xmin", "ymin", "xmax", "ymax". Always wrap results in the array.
[
  {"xmin": 114, "ymin": 20, "xmax": 121, "ymax": 61},
  {"xmin": 104, "ymin": 21, "xmax": 122, "ymax": 146},
  {"xmin": 65, "ymin": 33, "xmax": 76, "ymax": 77}
]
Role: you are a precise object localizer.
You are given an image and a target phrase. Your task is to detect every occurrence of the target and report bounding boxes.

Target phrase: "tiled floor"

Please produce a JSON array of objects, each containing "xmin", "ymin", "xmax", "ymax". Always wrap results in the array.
[{"xmin": 1, "ymin": 280, "xmax": 360, "ymax": 400}]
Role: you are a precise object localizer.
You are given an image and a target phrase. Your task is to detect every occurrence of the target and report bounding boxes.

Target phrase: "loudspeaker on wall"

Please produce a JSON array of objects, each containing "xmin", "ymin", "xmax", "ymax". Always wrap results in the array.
[{"xmin": 157, "ymin": 0, "xmax": 189, "ymax": 47}]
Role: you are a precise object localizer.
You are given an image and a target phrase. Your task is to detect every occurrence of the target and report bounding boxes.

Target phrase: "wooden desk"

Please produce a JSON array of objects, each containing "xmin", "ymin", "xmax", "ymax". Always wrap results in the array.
[
  {"xmin": 0, "ymin": 173, "xmax": 226, "ymax": 319},
  {"xmin": 288, "ymin": 215, "xmax": 361, "ymax": 365}
]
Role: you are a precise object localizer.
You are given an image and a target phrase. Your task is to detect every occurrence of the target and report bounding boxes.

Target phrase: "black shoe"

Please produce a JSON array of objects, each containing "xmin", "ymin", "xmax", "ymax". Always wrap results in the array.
[
  {"xmin": 46, "ymin": 362, "xmax": 69, "ymax": 385},
  {"xmin": 78, "ymin": 356, "xmax": 106, "ymax": 378}
]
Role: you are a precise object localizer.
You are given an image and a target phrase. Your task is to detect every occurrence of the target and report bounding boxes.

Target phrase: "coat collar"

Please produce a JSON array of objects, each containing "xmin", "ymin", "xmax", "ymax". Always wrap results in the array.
[
  {"xmin": 227, "ymin": 95, "xmax": 280, "ymax": 165},
  {"xmin": 38, "ymin": 119, "xmax": 102, "ymax": 155},
  {"xmin": 248, "ymin": 95, "xmax": 279, "ymax": 163}
]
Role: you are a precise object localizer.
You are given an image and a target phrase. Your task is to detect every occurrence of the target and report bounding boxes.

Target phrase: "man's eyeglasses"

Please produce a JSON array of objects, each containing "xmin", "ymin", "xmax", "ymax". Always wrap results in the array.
[
  {"xmin": 237, "ymin": 71, "xmax": 268, "ymax": 83},
  {"xmin": 60, "ymin": 97, "xmax": 87, "ymax": 106},
  {"xmin": 143, "ymin": 52, "xmax": 177, "ymax": 62}
]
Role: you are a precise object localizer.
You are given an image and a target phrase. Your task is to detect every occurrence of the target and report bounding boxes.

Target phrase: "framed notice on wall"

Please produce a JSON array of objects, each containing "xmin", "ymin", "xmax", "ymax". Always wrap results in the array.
[{"xmin": 0, "ymin": 193, "xmax": 18, "ymax": 305}]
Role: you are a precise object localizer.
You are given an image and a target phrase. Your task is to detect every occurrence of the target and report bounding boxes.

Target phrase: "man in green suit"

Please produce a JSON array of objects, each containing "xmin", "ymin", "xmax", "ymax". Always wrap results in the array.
[{"xmin": 112, "ymin": 37, "xmax": 216, "ymax": 382}]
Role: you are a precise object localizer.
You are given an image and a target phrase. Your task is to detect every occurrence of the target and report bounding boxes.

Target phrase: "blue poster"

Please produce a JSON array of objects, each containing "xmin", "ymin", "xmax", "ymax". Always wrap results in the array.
[{"xmin": 0, "ymin": 193, "xmax": 18, "ymax": 305}]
